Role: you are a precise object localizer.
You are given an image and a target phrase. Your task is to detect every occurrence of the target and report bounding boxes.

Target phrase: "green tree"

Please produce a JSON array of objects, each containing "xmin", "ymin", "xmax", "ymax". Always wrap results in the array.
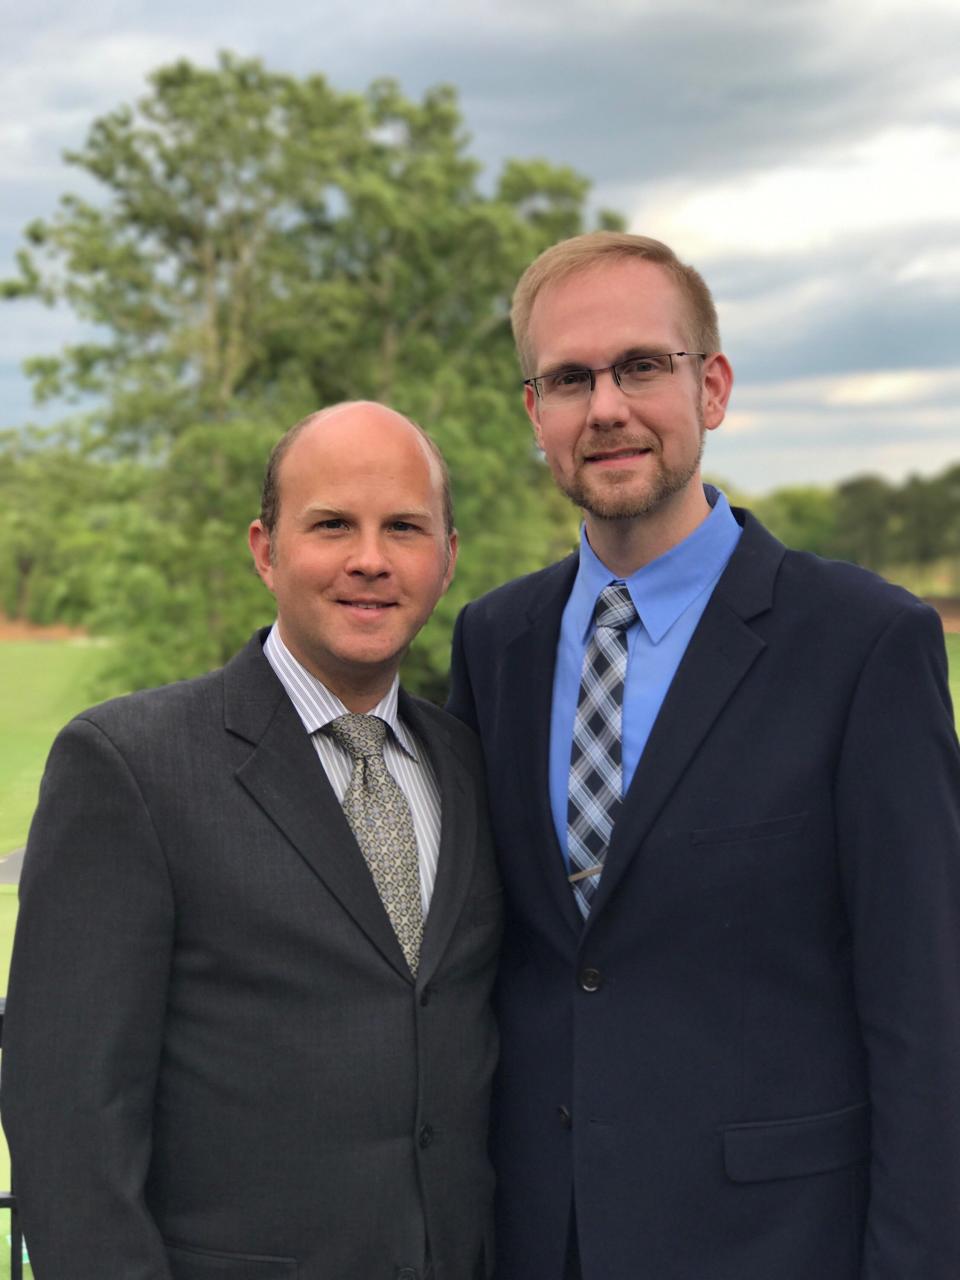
[
  {"xmin": 833, "ymin": 475, "xmax": 895, "ymax": 571},
  {"xmin": 0, "ymin": 426, "xmax": 146, "ymax": 628},
  {"xmin": 892, "ymin": 470, "xmax": 960, "ymax": 566},
  {"xmin": 5, "ymin": 55, "xmax": 620, "ymax": 698},
  {"xmin": 752, "ymin": 485, "xmax": 839, "ymax": 558}
]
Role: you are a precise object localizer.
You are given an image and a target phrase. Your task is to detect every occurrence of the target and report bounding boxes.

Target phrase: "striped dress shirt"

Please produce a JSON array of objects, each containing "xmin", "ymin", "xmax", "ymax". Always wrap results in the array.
[{"xmin": 263, "ymin": 625, "xmax": 442, "ymax": 914}]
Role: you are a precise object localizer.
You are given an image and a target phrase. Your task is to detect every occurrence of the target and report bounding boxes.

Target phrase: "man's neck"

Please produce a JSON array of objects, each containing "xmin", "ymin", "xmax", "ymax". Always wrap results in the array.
[
  {"xmin": 584, "ymin": 487, "xmax": 712, "ymax": 577},
  {"xmin": 273, "ymin": 622, "xmax": 399, "ymax": 713}
]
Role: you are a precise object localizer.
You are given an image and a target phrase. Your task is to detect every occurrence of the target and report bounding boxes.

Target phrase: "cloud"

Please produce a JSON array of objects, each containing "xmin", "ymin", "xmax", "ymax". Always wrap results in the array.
[
  {"xmin": 712, "ymin": 398, "xmax": 959, "ymax": 493},
  {"xmin": 629, "ymin": 125, "xmax": 960, "ymax": 257},
  {"xmin": 0, "ymin": 23, "xmax": 213, "ymax": 256},
  {"xmin": 1, "ymin": 29, "xmax": 211, "ymax": 176},
  {"xmin": 712, "ymin": 362, "xmax": 960, "ymax": 492}
]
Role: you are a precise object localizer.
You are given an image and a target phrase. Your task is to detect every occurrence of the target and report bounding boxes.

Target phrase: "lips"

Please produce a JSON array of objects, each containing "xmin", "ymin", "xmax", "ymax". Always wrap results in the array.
[
  {"xmin": 583, "ymin": 446, "xmax": 652, "ymax": 463},
  {"xmin": 337, "ymin": 599, "xmax": 397, "ymax": 611}
]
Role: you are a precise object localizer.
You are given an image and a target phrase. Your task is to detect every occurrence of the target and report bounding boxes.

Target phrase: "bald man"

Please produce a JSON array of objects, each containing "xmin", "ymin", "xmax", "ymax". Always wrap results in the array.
[{"xmin": 2, "ymin": 403, "xmax": 502, "ymax": 1280}]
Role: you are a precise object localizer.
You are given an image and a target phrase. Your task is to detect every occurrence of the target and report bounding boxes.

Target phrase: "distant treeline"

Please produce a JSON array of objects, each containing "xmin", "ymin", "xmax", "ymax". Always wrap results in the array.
[{"xmin": 746, "ymin": 466, "xmax": 960, "ymax": 595}]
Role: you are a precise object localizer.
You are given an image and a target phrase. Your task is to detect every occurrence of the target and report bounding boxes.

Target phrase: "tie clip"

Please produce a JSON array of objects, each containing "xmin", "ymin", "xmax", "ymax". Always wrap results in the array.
[{"xmin": 568, "ymin": 866, "xmax": 603, "ymax": 883}]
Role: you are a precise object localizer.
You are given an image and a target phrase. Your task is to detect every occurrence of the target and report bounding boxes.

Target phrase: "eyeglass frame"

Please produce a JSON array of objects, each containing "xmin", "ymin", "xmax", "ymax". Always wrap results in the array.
[{"xmin": 523, "ymin": 351, "xmax": 707, "ymax": 403}]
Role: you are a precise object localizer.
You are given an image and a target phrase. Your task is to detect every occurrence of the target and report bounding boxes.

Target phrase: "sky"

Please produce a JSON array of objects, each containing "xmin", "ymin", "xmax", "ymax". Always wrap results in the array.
[{"xmin": 2, "ymin": 0, "xmax": 958, "ymax": 494}]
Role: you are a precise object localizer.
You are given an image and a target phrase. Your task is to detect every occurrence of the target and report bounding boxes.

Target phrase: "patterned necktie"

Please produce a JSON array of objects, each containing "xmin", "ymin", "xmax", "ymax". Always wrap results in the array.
[
  {"xmin": 567, "ymin": 582, "xmax": 638, "ymax": 917},
  {"xmin": 325, "ymin": 714, "xmax": 423, "ymax": 974}
]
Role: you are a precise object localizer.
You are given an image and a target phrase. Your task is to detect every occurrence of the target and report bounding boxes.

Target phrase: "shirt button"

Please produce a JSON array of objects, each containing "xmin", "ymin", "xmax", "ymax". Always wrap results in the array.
[
  {"xmin": 418, "ymin": 1124, "xmax": 434, "ymax": 1148},
  {"xmin": 558, "ymin": 1105, "xmax": 572, "ymax": 1129},
  {"xmin": 580, "ymin": 967, "xmax": 602, "ymax": 992}
]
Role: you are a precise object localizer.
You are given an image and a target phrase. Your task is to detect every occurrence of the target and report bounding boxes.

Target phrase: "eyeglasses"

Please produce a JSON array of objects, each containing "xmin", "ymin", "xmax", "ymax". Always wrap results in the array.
[{"xmin": 523, "ymin": 352, "xmax": 706, "ymax": 406}]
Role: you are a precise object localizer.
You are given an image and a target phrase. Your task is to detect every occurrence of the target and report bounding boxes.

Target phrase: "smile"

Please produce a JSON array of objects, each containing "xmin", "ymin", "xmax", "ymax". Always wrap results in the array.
[{"xmin": 584, "ymin": 447, "xmax": 651, "ymax": 465}]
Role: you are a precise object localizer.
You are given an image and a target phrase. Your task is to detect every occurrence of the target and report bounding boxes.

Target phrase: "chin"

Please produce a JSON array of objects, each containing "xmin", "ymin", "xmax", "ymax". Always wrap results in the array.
[{"xmin": 573, "ymin": 484, "xmax": 661, "ymax": 521}]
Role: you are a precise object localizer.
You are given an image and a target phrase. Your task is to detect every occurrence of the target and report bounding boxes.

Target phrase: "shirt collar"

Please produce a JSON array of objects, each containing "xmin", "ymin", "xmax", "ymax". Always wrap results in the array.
[
  {"xmin": 570, "ymin": 486, "xmax": 741, "ymax": 645},
  {"xmin": 262, "ymin": 624, "xmax": 418, "ymax": 759}
]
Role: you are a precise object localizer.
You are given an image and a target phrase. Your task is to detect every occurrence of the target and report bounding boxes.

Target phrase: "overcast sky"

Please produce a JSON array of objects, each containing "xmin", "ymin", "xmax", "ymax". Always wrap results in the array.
[{"xmin": 2, "ymin": 0, "xmax": 958, "ymax": 493}]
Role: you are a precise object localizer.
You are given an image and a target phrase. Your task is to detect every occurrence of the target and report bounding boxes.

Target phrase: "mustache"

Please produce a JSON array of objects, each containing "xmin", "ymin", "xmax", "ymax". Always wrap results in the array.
[{"xmin": 578, "ymin": 436, "xmax": 658, "ymax": 460}]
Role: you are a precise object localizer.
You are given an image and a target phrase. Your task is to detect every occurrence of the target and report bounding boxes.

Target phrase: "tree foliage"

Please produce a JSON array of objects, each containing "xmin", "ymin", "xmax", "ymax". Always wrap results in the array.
[
  {"xmin": 0, "ymin": 426, "xmax": 145, "ymax": 627},
  {"xmin": 755, "ymin": 465, "xmax": 960, "ymax": 591},
  {"xmin": 4, "ymin": 55, "xmax": 625, "ymax": 697}
]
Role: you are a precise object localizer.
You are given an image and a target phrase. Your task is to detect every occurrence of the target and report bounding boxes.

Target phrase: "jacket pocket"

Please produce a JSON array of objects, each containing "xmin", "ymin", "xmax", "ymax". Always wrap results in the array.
[
  {"xmin": 722, "ymin": 1100, "xmax": 869, "ymax": 1183},
  {"xmin": 166, "ymin": 1241, "xmax": 298, "ymax": 1279},
  {"xmin": 691, "ymin": 811, "xmax": 808, "ymax": 846}
]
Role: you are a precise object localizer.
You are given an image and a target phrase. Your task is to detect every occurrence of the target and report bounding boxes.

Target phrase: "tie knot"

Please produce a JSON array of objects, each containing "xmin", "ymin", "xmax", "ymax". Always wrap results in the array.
[
  {"xmin": 595, "ymin": 583, "xmax": 637, "ymax": 631},
  {"xmin": 326, "ymin": 713, "xmax": 388, "ymax": 760}
]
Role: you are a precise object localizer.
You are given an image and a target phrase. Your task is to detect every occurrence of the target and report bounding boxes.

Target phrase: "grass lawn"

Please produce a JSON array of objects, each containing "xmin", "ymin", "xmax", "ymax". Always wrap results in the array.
[
  {"xmin": 0, "ymin": 641, "xmax": 109, "ymax": 856},
  {"xmin": 948, "ymin": 634, "xmax": 960, "ymax": 715}
]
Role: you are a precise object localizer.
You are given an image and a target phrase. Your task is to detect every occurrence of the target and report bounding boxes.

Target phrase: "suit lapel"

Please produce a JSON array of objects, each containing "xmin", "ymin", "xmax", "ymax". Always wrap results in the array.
[
  {"xmin": 499, "ymin": 557, "xmax": 583, "ymax": 939},
  {"xmin": 586, "ymin": 513, "xmax": 785, "ymax": 924},
  {"xmin": 224, "ymin": 634, "xmax": 411, "ymax": 979},
  {"xmin": 402, "ymin": 694, "xmax": 478, "ymax": 985}
]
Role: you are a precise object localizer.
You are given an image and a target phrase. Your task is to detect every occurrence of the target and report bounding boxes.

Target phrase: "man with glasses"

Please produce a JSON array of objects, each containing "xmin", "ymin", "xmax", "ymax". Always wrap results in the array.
[{"xmin": 448, "ymin": 232, "xmax": 960, "ymax": 1279}]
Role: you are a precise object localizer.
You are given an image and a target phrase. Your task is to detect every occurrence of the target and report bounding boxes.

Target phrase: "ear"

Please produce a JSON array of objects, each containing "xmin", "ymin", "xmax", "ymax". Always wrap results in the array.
[
  {"xmin": 248, "ymin": 519, "xmax": 276, "ymax": 591},
  {"xmin": 700, "ymin": 354, "xmax": 734, "ymax": 432},
  {"xmin": 524, "ymin": 383, "xmax": 545, "ymax": 451},
  {"xmin": 441, "ymin": 529, "xmax": 459, "ymax": 593}
]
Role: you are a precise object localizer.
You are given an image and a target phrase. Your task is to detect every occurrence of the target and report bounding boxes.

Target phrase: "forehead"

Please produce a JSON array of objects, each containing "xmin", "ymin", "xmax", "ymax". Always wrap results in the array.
[
  {"xmin": 528, "ymin": 258, "xmax": 689, "ymax": 367},
  {"xmin": 279, "ymin": 413, "xmax": 441, "ymax": 511}
]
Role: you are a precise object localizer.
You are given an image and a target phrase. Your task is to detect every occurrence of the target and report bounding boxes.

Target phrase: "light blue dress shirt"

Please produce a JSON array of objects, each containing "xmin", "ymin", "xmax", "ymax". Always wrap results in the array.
[{"xmin": 549, "ymin": 487, "xmax": 742, "ymax": 865}]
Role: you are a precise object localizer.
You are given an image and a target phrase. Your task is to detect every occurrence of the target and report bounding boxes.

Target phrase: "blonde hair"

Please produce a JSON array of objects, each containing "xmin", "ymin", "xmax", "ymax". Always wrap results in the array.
[{"xmin": 510, "ymin": 231, "xmax": 720, "ymax": 375}]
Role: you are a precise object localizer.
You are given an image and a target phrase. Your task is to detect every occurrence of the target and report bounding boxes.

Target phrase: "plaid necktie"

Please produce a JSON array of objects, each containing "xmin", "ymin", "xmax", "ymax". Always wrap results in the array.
[
  {"xmin": 567, "ymin": 582, "xmax": 638, "ymax": 917},
  {"xmin": 326, "ymin": 714, "xmax": 423, "ymax": 974}
]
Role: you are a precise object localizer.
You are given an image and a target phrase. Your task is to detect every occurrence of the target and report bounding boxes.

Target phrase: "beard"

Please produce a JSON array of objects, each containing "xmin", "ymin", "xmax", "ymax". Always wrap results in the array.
[{"xmin": 553, "ymin": 425, "xmax": 706, "ymax": 522}]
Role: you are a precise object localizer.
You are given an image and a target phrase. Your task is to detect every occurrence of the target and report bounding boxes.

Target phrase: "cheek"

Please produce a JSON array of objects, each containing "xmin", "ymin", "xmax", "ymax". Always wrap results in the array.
[
  {"xmin": 408, "ymin": 555, "xmax": 454, "ymax": 604},
  {"xmin": 275, "ymin": 553, "xmax": 336, "ymax": 599},
  {"xmin": 538, "ymin": 425, "xmax": 574, "ymax": 466}
]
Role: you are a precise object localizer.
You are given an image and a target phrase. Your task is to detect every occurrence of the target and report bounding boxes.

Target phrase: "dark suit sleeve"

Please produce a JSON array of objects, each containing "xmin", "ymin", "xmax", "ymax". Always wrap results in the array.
[
  {"xmin": 835, "ymin": 603, "xmax": 960, "ymax": 1277},
  {"xmin": 1, "ymin": 716, "xmax": 176, "ymax": 1279},
  {"xmin": 446, "ymin": 604, "xmax": 479, "ymax": 732}
]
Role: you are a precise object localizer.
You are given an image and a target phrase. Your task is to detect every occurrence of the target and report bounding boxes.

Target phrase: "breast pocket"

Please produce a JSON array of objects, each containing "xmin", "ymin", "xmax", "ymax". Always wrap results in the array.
[
  {"xmin": 166, "ymin": 1242, "xmax": 298, "ymax": 1279},
  {"xmin": 691, "ymin": 811, "xmax": 808, "ymax": 847}
]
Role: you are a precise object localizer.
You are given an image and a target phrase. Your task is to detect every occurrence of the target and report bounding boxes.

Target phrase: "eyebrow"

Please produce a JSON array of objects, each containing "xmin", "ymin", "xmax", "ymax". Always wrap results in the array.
[
  {"xmin": 539, "ymin": 346, "xmax": 669, "ymax": 375},
  {"xmin": 298, "ymin": 504, "xmax": 436, "ymax": 523},
  {"xmin": 297, "ymin": 504, "xmax": 344, "ymax": 521}
]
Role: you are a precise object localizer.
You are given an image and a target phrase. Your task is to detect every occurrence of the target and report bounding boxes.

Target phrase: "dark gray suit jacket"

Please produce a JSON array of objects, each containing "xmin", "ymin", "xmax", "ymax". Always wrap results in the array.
[{"xmin": 2, "ymin": 631, "xmax": 502, "ymax": 1280}]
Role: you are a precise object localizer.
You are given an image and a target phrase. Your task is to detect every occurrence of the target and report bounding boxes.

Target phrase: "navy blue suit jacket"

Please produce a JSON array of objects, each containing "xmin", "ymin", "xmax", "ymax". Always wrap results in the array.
[{"xmin": 448, "ymin": 510, "xmax": 960, "ymax": 1280}]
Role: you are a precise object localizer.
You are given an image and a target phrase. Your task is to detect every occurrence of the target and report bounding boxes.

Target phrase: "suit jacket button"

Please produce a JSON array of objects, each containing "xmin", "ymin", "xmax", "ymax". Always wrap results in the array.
[
  {"xmin": 580, "ymin": 967, "xmax": 602, "ymax": 992},
  {"xmin": 558, "ymin": 1105, "xmax": 572, "ymax": 1129},
  {"xmin": 418, "ymin": 1123, "xmax": 434, "ymax": 1148},
  {"xmin": 397, "ymin": 1269, "xmax": 419, "ymax": 1280}
]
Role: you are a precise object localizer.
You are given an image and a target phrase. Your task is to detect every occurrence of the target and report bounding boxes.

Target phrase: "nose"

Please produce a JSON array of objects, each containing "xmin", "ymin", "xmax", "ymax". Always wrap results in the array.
[
  {"xmin": 586, "ymin": 367, "xmax": 630, "ymax": 429},
  {"xmin": 344, "ymin": 530, "xmax": 390, "ymax": 577}
]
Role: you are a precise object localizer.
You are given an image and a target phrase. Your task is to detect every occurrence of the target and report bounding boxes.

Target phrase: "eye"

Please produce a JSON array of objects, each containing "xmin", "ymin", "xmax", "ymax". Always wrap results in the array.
[
  {"xmin": 617, "ymin": 356, "xmax": 665, "ymax": 380},
  {"xmin": 312, "ymin": 518, "xmax": 347, "ymax": 530},
  {"xmin": 543, "ymin": 367, "xmax": 592, "ymax": 396}
]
